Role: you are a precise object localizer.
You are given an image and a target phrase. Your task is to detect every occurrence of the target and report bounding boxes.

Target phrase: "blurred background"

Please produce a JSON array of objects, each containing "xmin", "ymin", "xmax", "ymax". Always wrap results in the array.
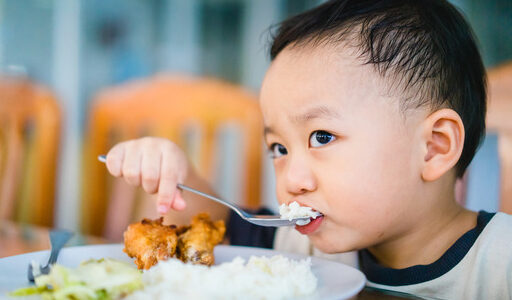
[{"xmin": 0, "ymin": 0, "xmax": 511, "ymax": 238}]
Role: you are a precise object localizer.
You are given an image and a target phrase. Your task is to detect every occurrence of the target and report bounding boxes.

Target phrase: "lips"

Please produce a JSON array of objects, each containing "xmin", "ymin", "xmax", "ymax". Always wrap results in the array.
[{"xmin": 295, "ymin": 215, "xmax": 324, "ymax": 235}]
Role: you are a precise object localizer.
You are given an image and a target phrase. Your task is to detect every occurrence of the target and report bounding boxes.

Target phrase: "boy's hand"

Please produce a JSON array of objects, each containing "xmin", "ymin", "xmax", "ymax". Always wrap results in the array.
[{"xmin": 105, "ymin": 137, "xmax": 190, "ymax": 214}]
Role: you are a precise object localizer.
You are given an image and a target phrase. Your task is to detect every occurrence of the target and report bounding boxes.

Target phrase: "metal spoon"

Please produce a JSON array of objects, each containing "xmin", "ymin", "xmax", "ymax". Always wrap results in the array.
[
  {"xmin": 98, "ymin": 155, "xmax": 322, "ymax": 227},
  {"xmin": 27, "ymin": 230, "xmax": 73, "ymax": 282}
]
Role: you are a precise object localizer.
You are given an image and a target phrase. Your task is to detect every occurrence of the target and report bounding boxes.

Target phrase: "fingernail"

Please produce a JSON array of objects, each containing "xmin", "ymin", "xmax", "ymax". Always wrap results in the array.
[{"xmin": 158, "ymin": 204, "xmax": 169, "ymax": 214}]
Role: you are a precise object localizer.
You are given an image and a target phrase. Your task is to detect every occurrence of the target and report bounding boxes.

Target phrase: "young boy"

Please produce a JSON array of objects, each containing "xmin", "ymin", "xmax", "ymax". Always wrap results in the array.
[{"xmin": 104, "ymin": 0, "xmax": 512, "ymax": 298}]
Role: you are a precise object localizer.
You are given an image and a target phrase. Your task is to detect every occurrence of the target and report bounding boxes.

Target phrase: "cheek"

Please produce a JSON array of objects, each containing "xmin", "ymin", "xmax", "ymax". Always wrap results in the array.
[{"xmin": 319, "ymin": 134, "xmax": 418, "ymax": 228}]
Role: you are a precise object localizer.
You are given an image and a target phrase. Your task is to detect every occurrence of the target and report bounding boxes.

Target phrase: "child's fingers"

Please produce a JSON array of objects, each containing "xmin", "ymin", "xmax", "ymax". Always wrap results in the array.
[
  {"xmin": 140, "ymin": 147, "xmax": 162, "ymax": 194},
  {"xmin": 157, "ymin": 178, "xmax": 181, "ymax": 214},
  {"xmin": 122, "ymin": 142, "xmax": 143, "ymax": 186},
  {"xmin": 106, "ymin": 144, "xmax": 125, "ymax": 177},
  {"xmin": 156, "ymin": 151, "xmax": 181, "ymax": 214},
  {"xmin": 172, "ymin": 190, "xmax": 186, "ymax": 211}
]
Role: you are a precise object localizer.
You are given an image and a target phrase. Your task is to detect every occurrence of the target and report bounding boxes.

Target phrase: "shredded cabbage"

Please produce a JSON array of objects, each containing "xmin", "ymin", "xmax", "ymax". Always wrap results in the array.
[{"xmin": 10, "ymin": 259, "xmax": 142, "ymax": 300}]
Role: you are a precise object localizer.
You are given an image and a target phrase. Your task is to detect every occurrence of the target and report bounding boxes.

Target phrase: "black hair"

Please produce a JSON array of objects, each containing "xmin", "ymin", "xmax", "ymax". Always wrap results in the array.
[{"xmin": 270, "ymin": 0, "xmax": 486, "ymax": 178}]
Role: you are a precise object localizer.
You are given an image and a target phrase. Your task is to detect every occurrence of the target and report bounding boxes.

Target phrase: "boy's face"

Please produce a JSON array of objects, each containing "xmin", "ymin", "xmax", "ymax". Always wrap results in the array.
[{"xmin": 260, "ymin": 44, "xmax": 429, "ymax": 253}]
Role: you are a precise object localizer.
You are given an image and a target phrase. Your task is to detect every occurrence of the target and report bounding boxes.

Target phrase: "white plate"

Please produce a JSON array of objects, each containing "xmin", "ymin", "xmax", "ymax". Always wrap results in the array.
[{"xmin": 0, "ymin": 244, "xmax": 365, "ymax": 299}]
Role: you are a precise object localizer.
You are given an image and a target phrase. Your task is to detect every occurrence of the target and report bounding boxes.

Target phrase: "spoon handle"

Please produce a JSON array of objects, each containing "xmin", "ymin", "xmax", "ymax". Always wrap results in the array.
[
  {"xmin": 98, "ymin": 155, "xmax": 249, "ymax": 219},
  {"xmin": 177, "ymin": 184, "xmax": 249, "ymax": 218}
]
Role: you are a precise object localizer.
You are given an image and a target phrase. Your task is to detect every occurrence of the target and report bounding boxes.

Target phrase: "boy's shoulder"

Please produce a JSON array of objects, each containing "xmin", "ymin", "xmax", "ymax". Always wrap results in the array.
[
  {"xmin": 486, "ymin": 211, "xmax": 512, "ymax": 224},
  {"xmin": 365, "ymin": 211, "xmax": 512, "ymax": 299},
  {"xmin": 475, "ymin": 211, "xmax": 512, "ymax": 253},
  {"xmin": 433, "ymin": 211, "xmax": 512, "ymax": 273},
  {"xmin": 459, "ymin": 211, "xmax": 512, "ymax": 298}
]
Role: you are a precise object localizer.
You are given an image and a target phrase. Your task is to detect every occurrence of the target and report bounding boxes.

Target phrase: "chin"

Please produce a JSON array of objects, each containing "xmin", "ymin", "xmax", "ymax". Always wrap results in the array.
[{"xmin": 308, "ymin": 234, "xmax": 353, "ymax": 254}]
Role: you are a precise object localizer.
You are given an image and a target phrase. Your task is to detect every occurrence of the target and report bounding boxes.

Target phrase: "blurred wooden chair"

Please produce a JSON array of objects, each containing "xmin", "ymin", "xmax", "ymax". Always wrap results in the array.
[
  {"xmin": 486, "ymin": 62, "xmax": 512, "ymax": 213},
  {"xmin": 81, "ymin": 75, "xmax": 264, "ymax": 238},
  {"xmin": 0, "ymin": 77, "xmax": 61, "ymax": 227}
]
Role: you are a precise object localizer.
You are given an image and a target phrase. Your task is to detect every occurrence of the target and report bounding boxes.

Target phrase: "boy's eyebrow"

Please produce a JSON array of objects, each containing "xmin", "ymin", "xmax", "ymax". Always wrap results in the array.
[
  {"xmin": 263, "ymin": 105, "xmax": 340, "ymax": 137},
  {"xmin": 263, "ymin": 126, "xmax": 274, "ymax": 137},
  {"xmin": 291, "ymin": 105, "xmax": 341, "ymax": 123}
]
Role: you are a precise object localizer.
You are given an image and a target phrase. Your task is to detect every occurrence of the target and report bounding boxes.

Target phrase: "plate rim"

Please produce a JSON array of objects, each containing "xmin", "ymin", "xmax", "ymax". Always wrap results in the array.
[{"xmin": 0, "ymin": 243, "xmax": 366, "ymax": 299}]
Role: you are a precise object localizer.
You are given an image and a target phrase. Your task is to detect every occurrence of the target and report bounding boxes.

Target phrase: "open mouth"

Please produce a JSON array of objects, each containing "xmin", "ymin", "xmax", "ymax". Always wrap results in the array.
[
  {"xmin": 279, "ymin": 201, "xmax": 324, "ymax": 232},
  {"xmin": 295, "ymin": 215, "xmax": 324, "ymax": 235}
]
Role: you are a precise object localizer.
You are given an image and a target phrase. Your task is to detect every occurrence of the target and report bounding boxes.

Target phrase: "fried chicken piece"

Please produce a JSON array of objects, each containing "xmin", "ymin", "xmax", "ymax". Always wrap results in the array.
[
  {"xmin": 177, "ymin": 213, "xmax": 226, "ymax": 266},
  {"xmin": 123, "ymin": 217, "xmax": 178, "ymax": 270}
]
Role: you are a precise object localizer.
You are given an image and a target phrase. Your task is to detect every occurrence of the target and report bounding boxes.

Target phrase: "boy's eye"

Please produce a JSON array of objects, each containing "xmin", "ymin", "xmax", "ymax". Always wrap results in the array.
[
  {"xmin": 269, "ymin": 143, "xmax": 288, "ymax": 158},
  {"xmin": 309, "ymin": 130, "xmax": 335, "ymax": 148}
]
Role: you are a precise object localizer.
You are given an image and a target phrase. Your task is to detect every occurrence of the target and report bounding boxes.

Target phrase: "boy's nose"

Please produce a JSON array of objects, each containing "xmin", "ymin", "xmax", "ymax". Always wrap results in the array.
[{"xmin": 284, "ymin": 156, "xmax": 317, "ymax": 195}]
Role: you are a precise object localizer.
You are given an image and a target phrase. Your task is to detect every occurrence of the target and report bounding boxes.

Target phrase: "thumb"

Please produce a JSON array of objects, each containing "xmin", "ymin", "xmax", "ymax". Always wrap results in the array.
[{"xmin": 171, "ymin": 190, "xmax": 186, "ymax": 211}]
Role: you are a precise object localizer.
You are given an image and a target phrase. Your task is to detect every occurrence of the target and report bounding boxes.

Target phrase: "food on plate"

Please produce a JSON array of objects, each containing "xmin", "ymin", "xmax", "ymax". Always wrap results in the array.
[
  {"xmin": 10, "ymin": 259, "xmax": 142, "ymax": 299},
  {"xmin": 123, "ymin": 217, "xmax": 179, "ymax": 270},
  {"xmin": 12, "ymin": 254, "xmax": 318, "ymax": 300},
  {"xmin": 176, "ymin": 213, "xmax": 226, "ymax": 266},
  {"xmin": 10, "ymin": 214, "xmax": 319, "ymax": 299},
  {"xmin": 124, "ymin": 255, "xmax": 317, "ymax": 300},
  {"xmin": 123, "ymin": 213, "xmax": 225, "ymax": 269},
  {"xmin": 279, "ymin": 201, "xmax": 321, "ymax": 225}
]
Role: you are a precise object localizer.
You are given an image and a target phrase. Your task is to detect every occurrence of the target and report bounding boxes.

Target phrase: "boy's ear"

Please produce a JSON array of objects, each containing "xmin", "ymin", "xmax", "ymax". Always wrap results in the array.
[{"xmin": 421, "ymin": 108, "xmax": 465, "ymax": 182}]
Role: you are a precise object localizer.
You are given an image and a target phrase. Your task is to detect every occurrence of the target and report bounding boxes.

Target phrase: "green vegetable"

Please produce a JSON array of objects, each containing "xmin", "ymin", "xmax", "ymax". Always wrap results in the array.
[
  {"xmin": 10, "ymin": 259, "xmax": 142, "ymax": 300},
  {"xmin": 9, "ymin": 285, "xmax": 49, "ymax": 296}
]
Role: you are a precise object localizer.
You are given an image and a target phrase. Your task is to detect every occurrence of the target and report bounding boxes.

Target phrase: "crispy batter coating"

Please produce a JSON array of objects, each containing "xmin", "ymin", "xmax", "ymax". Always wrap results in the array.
[
  {"xmin": 123, "ymin": 213, "xmax": 225, "ymax": 269},
  {"xmin": 123, "ymin": 217, "xmax": 178, "ymax": 270},
  {"xmin": 176, "ymin": 213, "xmax": 226, "ymax": 266}
]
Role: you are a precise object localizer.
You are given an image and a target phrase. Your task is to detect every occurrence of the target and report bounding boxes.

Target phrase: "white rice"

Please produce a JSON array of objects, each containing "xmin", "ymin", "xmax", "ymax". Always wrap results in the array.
[
  {"xmin": 279, "ymin": 201, "xmax": 320, "ymax": 225},
  {"xmin": 125, "ymin": 255, "xmax": 317, "ymax": 300}
]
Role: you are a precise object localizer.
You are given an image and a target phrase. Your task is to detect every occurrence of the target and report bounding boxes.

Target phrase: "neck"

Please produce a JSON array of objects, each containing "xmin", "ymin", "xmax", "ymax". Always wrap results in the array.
[{"xmin": 367, "ymin": 178, "xmax": 477, "ymax": 269}]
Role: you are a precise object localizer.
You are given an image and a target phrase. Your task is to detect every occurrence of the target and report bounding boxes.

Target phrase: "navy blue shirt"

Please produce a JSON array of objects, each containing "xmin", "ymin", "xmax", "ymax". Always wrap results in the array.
[{"xmin": 226, "ymin": 208, "xmax": 277, "ymax": 249}]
